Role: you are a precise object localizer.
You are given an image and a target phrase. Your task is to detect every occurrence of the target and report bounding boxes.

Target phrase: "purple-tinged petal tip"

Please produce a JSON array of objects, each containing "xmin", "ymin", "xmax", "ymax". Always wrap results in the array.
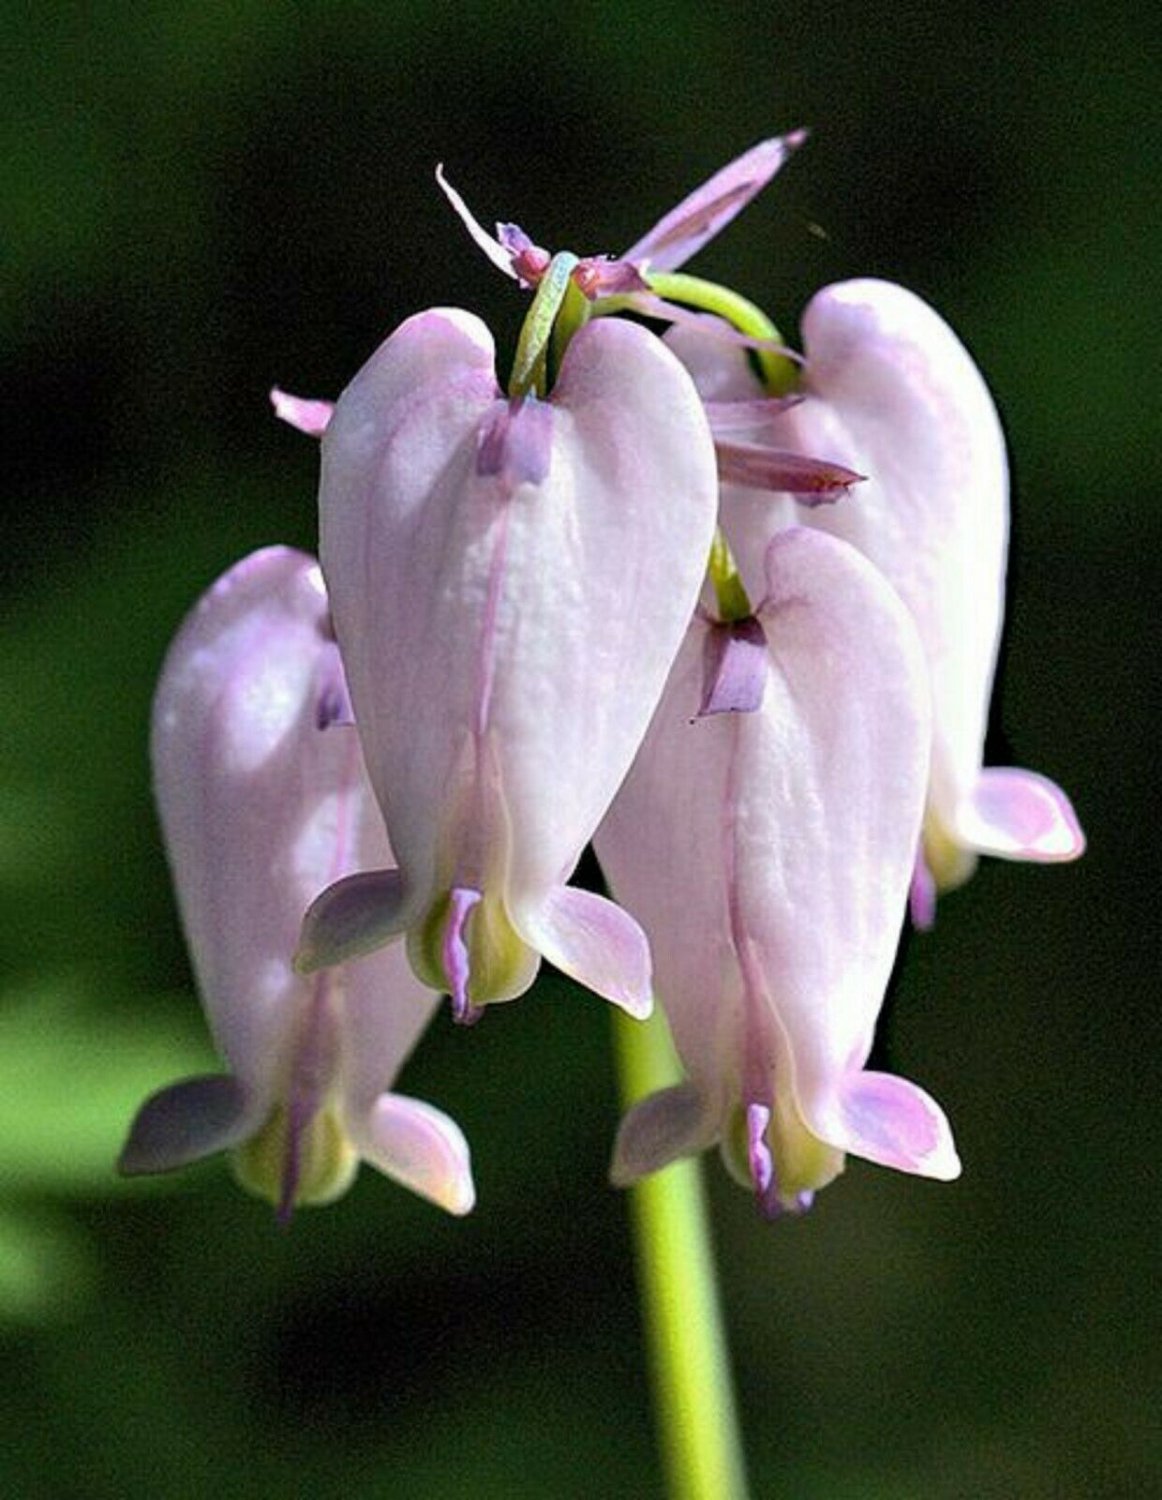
[{"xmin": 699, "ymin": 617, "xmax": 768, "ymax": 716}]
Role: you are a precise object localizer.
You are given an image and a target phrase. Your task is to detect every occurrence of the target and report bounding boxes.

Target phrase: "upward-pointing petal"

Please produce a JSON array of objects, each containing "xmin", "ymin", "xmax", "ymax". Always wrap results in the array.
[{"xmin": 622, "ymin": 132, "xmax": 808, "ymax": 274}]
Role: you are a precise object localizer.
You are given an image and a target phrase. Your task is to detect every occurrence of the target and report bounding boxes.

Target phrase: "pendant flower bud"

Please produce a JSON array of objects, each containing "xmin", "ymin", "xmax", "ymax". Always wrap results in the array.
[
  {"xmin": 595, "ymin": 528, "xmax": 960, "ymax": 1215},
  {"xmin": 119, "ymin": 547, "xmax": 474, "ymax": 1219},
  {"xmin": 297, "ymin": 309, "xmax": 719, "ymax": 1020}
]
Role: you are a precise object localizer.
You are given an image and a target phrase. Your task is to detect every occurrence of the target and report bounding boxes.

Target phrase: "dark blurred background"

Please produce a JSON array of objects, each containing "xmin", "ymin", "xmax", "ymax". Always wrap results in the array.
[{"xmin": 3, "ymin": 3, "xmax": 1158, "ymax": 1497}]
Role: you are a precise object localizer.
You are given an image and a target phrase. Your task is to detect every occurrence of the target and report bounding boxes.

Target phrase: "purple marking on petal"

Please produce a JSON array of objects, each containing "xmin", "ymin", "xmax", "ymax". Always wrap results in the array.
[
  {"xmin": 700, "ymin": 617, "xmax": 768, "ymax": 716},
  {"xmin": 909, "ymin": 845, "xmax": 938, "ymax": 931},
  {"xmin": 444, "ymin": 886, "xmax": 483, "ymax": 1025},
  {"xmin": 270, "ymin": 388, "xmax": 335, "ymax": 437},
  {"xmin": 714, "ymin": 442, "xmax": 864, "ymax": 500},
  {"xmin": 476, "ymin": 398, "xmax": 554, "ymax": 491},
  {"xmin": 746, "ymin": 1101, "xmax": 774, "ymax": 1200}
]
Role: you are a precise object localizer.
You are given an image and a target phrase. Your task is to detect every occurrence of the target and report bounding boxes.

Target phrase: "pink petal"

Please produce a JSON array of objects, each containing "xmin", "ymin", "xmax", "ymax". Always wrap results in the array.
[
  {"xmin": 435, "ymin": 164, "xmax": 525, "ymax": 281},
  {"xmin": 954, "ymin": 767, "xmax": 1086, "ymax": 861},
  {"xmin": 819, "ymin": 1070, "xmax": 961, "ymax": 1181},
  {"xmin": 118, "ymin": 1074, "xmax": 254, "ymax": 1175},
  {"xmin": 270, "ymin": 387, "xmax": 334, "ymax": 437},
  {"xmin": 320, "ymin": 310, "xmax": 717, "ymax": 1006},
  {"xmin": 610, "ymin": 1082, "xmax": 716, "ymax": 1185},
  {"xmin": 622, "ymin": 131, "xmax": 808, "ymax": 273},
  {"xmin": 354, "ymin": 1093, "xmax": 475, "ymax": 1215},
  {"xmin": 524, "ymin": 884, "xmax": 654, "ymax": 1019},
  {"xmin": 295, "ymin": 868, "xmax": 410, "ymax": 973}
]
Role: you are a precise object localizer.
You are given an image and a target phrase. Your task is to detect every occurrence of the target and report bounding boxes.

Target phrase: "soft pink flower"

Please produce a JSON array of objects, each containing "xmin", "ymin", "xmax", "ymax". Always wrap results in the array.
[
  {"xmin": 119, "ymin": 547, "xmax": 474, "ymax": 1218},
  {"xmin": 596, "ymin": 529, "xmax": 960, "ymax": 1215},
  {"xmin": 296, "ymin": 310, "xmax": 718, "ymax": 1020}
]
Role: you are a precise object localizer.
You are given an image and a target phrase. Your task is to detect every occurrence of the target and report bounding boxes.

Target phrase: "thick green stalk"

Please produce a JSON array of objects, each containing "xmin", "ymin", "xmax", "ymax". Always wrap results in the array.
[{"xmin": 614, "ymin": 1008, "xmax": 751, "ymax": 1500}]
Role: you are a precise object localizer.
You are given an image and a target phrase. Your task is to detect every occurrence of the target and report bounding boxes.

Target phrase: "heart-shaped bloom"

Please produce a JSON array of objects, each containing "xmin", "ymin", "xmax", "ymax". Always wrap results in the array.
[
  {"xmin": 595, "ymin": 528, "xmax": 960, "ymax": 1214},
  {"xmin": 119, "ymin": 547, "xmax": 474, "ymax": 1218},
  {"xmin": 671, "ymin": 282, "xmax": 1084, "ymax": 919},
  {"xmin": 296, "ymin": 309, "xmax": 719, "ymax": 1021}
]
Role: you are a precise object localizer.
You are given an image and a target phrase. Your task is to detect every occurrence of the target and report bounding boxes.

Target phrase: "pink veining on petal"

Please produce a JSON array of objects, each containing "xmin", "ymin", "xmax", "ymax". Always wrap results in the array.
[
  {"xmin": 443, "ymin": 886, "xmax": 483, "ymax": 1025},
  {"xmin": 704, "ymin": 396, "xmax": 804, "ymax": 439},
  {"xmin": 270, "ymin": 388, "xmax": 335, "ymax": 437}
]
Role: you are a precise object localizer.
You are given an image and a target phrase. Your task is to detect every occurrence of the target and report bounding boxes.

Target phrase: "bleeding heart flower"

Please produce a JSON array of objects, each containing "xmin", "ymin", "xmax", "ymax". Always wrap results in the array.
[
  {"xmin": 295, "ymin": 309, "xmax": 718, "ymax": 1022},
  {"xmin": 119, "ymin": 547, "xmax": 474, "ymax": 1219},
  {"xmin": 595, "ymin": 528, "xmax": 960, "ymax": 1216},
  {"xmin": 669, "ymin": 282, "xmax": 1085, "ymax": 924}
]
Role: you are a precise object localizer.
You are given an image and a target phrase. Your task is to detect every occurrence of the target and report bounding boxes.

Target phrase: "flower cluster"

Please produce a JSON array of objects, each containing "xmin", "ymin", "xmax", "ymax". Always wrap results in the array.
[{"xmin": 120, "ymin": 137, "xmax": 1083, "ymax": 1220}]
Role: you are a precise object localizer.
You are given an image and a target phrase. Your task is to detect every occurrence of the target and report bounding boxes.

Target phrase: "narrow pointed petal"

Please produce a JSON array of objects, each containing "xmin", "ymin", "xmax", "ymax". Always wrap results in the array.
[
  {"xmin": 354, "ymin": 1094, "xmax": 475, "ymax": 1215},
  {"xmin": 610, "ymin": 1082, "xmax": 717, "ymax": 1185},
  {"xmin": 953, "ymin": 767, "xmax": 1086, "ymax": 862},
  {"xmin": 525, "ymin": 885, "xmax": 653, "ymax": 1019},
  {"xmin": 118, "ymin": 1075, "xmax": 253, "ymax": 1175},
  {"xmin": 270, "ymin": 388, "xmax": 334, "ymax": 437},
  {"xmin": 714, "ymin": 441, "xmax": 863, "ymax": 501},
  {"xmin": 622, "ymin": 131, "xmax": 808, "ymax": 273},
  {"xmin": 435, "ymin": 164, "xmax": 523, "ymax": 280},
  {"xmin": 295, "ymin": 868, "xmax": 409, "ymax": 973}
]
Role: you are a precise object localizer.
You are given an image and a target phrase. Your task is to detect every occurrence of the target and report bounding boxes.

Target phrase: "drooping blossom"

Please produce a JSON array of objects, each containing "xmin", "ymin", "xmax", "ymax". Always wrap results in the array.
[
  {"xmin": 295, "ymin": 310, "xmax": 719, "ymax": 1021},
  {"xmin": 595, "ymin": 528, "xmax": 960, "ymax": 1215},
  {"xmin": 119, "ymin": 547, "xmax": 474, "ymax": 1218},
  {"xmin": 668, "ymin": 283, "xmax": 1084, "ymax": 921}
]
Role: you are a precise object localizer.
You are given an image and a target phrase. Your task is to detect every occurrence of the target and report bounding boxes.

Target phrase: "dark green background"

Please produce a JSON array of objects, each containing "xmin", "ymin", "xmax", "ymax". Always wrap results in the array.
[{"xmin": 4, "ymin": 3, "xmax": 1158, "ymax": 1496}]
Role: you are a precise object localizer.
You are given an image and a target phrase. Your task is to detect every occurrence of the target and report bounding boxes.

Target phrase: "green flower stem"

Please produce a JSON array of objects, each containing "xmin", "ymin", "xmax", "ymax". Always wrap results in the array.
[
  {"xmin": 707, "ymin": 529, "xmax": 753, "ymax": 623},
  {"xmin": 549, "ymin": 277, "xmax": 592, "ymax": 385},
  {"xmin": 614, "ymin": 1008, "xmax": 751, "ymax": 1500},
  {"xmin": 509, "ymin": 252, "xmax": 579, "ymax": 398},
  {"xmin": 645, "ymin": 272, "xmax": 799, "ymax": 397}
]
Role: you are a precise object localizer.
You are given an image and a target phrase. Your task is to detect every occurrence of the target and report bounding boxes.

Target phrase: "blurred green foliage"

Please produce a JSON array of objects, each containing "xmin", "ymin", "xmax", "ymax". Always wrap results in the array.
[{"xmin": 3, "ymin": 1, "xmax": 1158, "ymax": 1496}]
